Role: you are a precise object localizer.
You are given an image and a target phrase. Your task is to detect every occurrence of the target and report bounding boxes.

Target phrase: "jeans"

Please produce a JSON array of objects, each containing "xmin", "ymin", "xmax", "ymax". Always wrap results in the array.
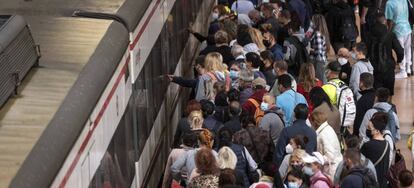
[{"xmin": 397, "ymin": 33, "xmax": 412, "ymax": 74}]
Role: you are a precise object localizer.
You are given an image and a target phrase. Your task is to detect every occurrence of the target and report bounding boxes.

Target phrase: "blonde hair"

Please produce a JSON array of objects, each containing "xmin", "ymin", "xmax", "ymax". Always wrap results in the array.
[
  {"xmin": 249, "ymin": 27, "xmax": 266, "ymax": 51},
  {"xmin": 204, "ymin": 52, "xmax": 226, "ymax": 72},
  {"xmin": 214, "ymin": 30, "xmax": 229, "ymax": 45},
  {"xmin": 310, "ymin": 110, "xmax": 328, "ymax": 127},
  {"xmin": 298, "ymin": 63, "xmax": 318, "ymax": 92},
  {"xmin": 188, "ymin": 110, "xmax": 204, "ymax": 130},
  {"xmin": 217, "ymin": 146, "xmax": 238, "ymax": 169},
  {"xmin": 287, "ymin": 149, "xmax": 306, "ymax": 174},
  {"xmin": 199, "ymin": 129, "xmax": 214, "ymax": 149}
]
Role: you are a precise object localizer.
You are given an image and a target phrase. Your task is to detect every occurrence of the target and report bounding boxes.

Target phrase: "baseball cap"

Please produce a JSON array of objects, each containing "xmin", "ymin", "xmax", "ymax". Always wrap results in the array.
[
  {"xmin": 302, "ymin": 152, "xmax": 325, "ymax": 165},
  {"xmin": 252, "ymin": 77, "xmax": 267, "ymax": 88}
]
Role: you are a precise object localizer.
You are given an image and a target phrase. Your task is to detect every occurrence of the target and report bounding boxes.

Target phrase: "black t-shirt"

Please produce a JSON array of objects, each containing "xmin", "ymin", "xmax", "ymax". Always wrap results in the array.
[{"xmin": 361, "ymin": 139, "xmax": 390, "ymax": 188}]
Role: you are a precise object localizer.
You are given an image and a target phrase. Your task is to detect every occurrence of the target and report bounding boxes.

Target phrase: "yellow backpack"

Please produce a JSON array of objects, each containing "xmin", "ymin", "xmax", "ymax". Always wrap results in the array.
[
  {"xmin": 407, "ymin": 131, "xmax": 414, "ymax": 149},
  {"xmin": 248, "ymin": 99, "xmax": 264, "ymax": 125}
]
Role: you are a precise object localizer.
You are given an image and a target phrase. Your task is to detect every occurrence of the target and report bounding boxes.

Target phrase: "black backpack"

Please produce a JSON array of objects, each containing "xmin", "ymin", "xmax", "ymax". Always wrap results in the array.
[
  {"xmin": 369, "ymin": 35, "xmax": 389, "ymax": 73},
  {"xmin": 351, "ymin": 168, "xmax": 378, "ymax": 188},
  {"xmin": 338, "ymin": 7, "xmax": 357, "ymax": 42},
  {"xmin": 286, "ymin": 36, "xmax": 309, "ymax": 77},
  {"xmin": 407, "ymin": 0, "xmax": 414, "ymax": 27}
]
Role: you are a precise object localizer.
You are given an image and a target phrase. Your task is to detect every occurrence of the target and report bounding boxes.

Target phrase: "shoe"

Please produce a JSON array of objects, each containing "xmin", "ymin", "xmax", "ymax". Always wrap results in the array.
[{"xmin": 395, "ymin": 71, "xmax": 408, "ymax": 79}]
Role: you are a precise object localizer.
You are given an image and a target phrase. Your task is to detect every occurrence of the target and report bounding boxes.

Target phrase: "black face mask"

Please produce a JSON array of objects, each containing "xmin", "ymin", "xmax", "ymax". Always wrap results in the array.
[
  {"xmin": 263, "ymin": 39, "xmax": 271, "ymax": 48},
  {"xmin": 366, "ymin": 129, "xmax": 373, "ymax": 139}
]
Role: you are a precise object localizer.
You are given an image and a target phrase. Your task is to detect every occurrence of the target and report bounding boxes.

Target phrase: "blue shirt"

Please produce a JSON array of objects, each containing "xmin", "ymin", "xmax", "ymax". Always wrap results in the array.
[
  {"xmin": 385, "ymin": 0, "xmax": 412, "ymax": 37},
  {"xmin": 276, "ymin": 90, "xmax": 308, "ymax": 127},
  {"xmin": 270, "ymin": 44, "xmax": 284, "ymax": 61}
]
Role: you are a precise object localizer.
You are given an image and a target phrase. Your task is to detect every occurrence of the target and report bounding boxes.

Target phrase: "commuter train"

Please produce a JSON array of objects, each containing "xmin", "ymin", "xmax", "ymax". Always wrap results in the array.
[{"xmin": 10, "ymin": 0, "xmax": 214, "ymax": 187}]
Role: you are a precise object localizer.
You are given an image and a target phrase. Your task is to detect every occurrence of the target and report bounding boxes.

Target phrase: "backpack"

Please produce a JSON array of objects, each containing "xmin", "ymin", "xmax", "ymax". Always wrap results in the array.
[
  {"xmin": 204, "ymin": 72, "xmax": 231, "ymax": 101},
  {"xmin": 311, "ymin": 175, "xmax": 333, "ymax": 188},
  {"xmin": 373, "ymin": 107, "xmax": 399, "ymax": 142},
  {"xmin": 407, "ymin": 131, "xmax": 414, "ymax": 149},
  {"xmin": 351, "ymin": 169, "xmax": 379, "ymax": 188},
  {"xmin": 338, "ymin": 7, "xmax": 357, "ymax": 42},
  {"xmin": 327, "ymin": 80, "xmax": 356, "ymax": 128},
  {"xmin": 248, "ymin": 98, "xmax": 264, "ymax": 125},
  {"xmin": 369, "ymin": 35, "xmax": 389, "ymax": 73},
  {"xmin": 286, "ymin": 36, "xmax": 309, "ymax": 77}
]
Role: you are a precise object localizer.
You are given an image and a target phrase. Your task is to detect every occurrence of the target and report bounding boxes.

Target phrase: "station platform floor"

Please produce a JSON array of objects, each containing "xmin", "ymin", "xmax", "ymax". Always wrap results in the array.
[{"xmin": 394, "ymin": 76, "xmax": 414, "ymax": 170}]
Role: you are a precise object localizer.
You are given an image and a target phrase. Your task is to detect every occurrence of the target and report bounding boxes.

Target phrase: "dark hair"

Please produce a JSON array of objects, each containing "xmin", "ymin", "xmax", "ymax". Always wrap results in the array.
[
  {"xmin": 399, "ymin": 170, "xmax": 414, "ymax": 187},
  {"xmin": 246, "ymin": 52, "xmax": 263, "ymax": 69},
  {"xmin": 237, "ymin": 24, "xmax": 253, "ymax": 46},
  {"xmin": 286, "ymin": 21, "xmax": 301, "ymax": 32},
  {"xmin": 277, "ymin": 74, "xmax": 292, "ymax": 88},
  {"xmin": 287, "ymin": 168, "xmax": 305, "ymax": 181},
  {"xmin": 185, "ymin": 100, "xmax": 202, "ymax": 116},
  {"xmin": 229, "ymin": 101, "xmax": 241, "ymax": 117},
  {"xmin": 262, "ymin": 3, "xmax": 275, "ymax": 12},
  {"xmin": 344, "ymin": 148, "xmax": 361, "ymax": 166},
  {"xmin": 219, "ymin": 168, "xmax": 237, "ymax": 186},
  {"xmin": 215, "ymin": 91, "xmax": 229, "ymax": 107},
  {"xmin": 292, "ymin": 134, "xmax": 308, "ymax": 149},
  {"xmin": 217, "ymin": 127, "xmax": 234, "ymax": 148},
  {"xmin": 309, "ymin": 86, "xmax": 334, "ymax": 110},
  {"xmin": 279, "ymin": 10, "xmax": 291, "ymax": 19},
  {"xmin": 200, "ymin": 99, "xmax": 215, "ymax": 117},
  {"xmin": 360, "ymin": 72, "xmax": 374, "ymax": 89},
  {"xmin": 240, "ymin": 114, "xmax": 256, "ymax": 128},
  {"xmin": 196, "ymin": 55, "xmax": 206, "ymax": 67},
  {"xmin": 345, "ymin": 135, "xmax": 361, "ymax": 149},
  {"xmin": 260, "ymin": 50, "xmax": 275, "ymax": 62},
  {"xmin": 355, "ymin": 42, "xmax": 368, "ymax": 56},
  {"xmin": 371, "ymin": 112, "xmax": 388, "ymax": 131},
  {"xmin": 227, "ymin": 88, "xmax": 240, "ymax": 102},
  {"xmin": 182, "ymin": 131, "xmax": 198, "ymax": 147},
  {"xmin": 294, "ymin": 104, "xmax": 309, "ymax": 120},
  {"xmin": 195, "ymin": 148, "xmax": 220, "ymax": 175},
  {"xmin": 376, "ymin": 87, "xmax": 390, "ymax": 102}
]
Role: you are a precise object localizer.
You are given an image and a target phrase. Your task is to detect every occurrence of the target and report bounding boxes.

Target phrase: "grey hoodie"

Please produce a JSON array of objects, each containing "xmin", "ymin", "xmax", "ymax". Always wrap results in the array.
[
  {"xmin": 359, "ymin": 102, "xmax": 400, "ymax": 143},
  {"xmin": 350, "ymin": 59, "xmax": 374, "ymax": 100},
  {"xmin": 259, "ymin": 106, "xmax": 285, "ymax": 147},
  {"xmin": 195, "ymin": 71, "xmax": 226, "ymax": 101}
]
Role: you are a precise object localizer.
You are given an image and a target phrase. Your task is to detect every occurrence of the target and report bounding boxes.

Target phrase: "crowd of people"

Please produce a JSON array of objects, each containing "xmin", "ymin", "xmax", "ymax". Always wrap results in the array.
[{"xmin": 162, "ymin": 0, "xmax": 414, "ymax": 187}]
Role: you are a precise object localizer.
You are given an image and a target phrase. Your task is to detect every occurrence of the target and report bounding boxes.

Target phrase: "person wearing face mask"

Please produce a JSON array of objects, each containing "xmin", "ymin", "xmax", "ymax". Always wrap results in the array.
[
  {"xmin": 258, "ymin": 94, "xmax": 285, "ymax": 147},
  {"xmin": 333, "ymin": 136, "xmax": 377, "ymax": 185},
  {"xmin": 310, "ymin": 110, "xmax": 343, "ymax": 180},
  {"xmin": 302, "ymin": 152, "xmax": 333, "ymax": 188},
  {"xmin": 278, "ymin": 135, "xmax": 308, "ymax": 179},
  {"xmin": 286, "ymin": 168, "xmax": 308, "ymax": 188},
  {"xmin": 349, "ymin": 43, "xmax": 374, "ymax": 100},
  {"xmin": 354, "ymin": 73, "xmax": 375, "ymax": 136},
  {"xmin": 242, "ymin": 77, "xmax": 268, "ymax": 117},
  {"xmin": 260, "ymin": 51, "xmax": 278, "ymax": 86},
  {"xmin": 274, "ymin": 104, "xmax": 317, "ymax": 166},
  {"xmin": 360, "ymin": 112, "xmax": 390, "ymax": 188},
  {"xmin": 336, "ymin": 48, "xmax": 352, "ymax": 85},
  {"xmin": 260, "ymin": 24, "xmax": 284, "ymax": 62},
  {"xmin": 340, "ymin": 148, "xmax": 378, "ymax": 188},
  {"xmin": 359, "ymin": 88, "xmax": 400, "ymax": 144}
]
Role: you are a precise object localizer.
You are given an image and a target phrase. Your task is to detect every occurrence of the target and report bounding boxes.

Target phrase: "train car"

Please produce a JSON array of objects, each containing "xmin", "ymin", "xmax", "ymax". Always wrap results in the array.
[{"xmin": 6, "ymin": 0, "xmax": 214, "ymax": 187}]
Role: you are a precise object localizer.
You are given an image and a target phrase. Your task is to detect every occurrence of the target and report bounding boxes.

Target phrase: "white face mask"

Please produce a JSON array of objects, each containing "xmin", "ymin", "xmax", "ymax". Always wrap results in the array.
[
  {"xmin": 285, "ymin": 144, "xmax": 294, "ymax": 154},
  {"xmin": 303, "ymin": 166, "xmax": 314, "ymax": 176},
  {"xmin": 288, "ymin": 182, "xmax": 299, "ymax": 188},
  {"xmin": 211, "ymin": 13, "xmax": 219, "ymax": 21},
  {"xmin": 260, "ymin": 102, "xmax": 269, "ymax": 111},
  {"xmin": 351, "ymin": 52, "xmax": 357, "ymax": 60},
  {"xmin": 338, "ymin": 57, "xmax": 348, "ymax": 65}
]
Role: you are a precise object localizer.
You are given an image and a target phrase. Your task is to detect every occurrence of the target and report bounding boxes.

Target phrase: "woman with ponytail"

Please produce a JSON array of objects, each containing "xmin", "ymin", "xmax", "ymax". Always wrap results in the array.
[{"xmin": 171, "ymin": 129, "xmax": 218, "ymax": 185}]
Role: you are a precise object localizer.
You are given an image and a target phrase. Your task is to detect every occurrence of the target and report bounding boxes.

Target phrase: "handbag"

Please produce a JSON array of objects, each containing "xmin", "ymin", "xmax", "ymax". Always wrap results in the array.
[
  {"xmin": 386, "ymin": 149, "xmax": 407, "ymax": 187},
  {"xmin": 241, "ymin": 145, "xmax": 259, "ymax": 184}
]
